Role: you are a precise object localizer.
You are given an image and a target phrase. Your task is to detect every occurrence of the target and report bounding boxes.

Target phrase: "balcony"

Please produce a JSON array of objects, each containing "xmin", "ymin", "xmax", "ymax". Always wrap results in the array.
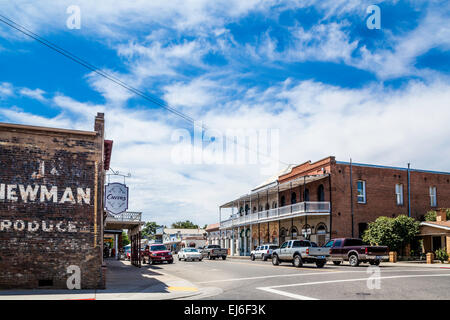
[{"xmin": 220, "ymin": 201, "xmax": 330, "ymax": 229}]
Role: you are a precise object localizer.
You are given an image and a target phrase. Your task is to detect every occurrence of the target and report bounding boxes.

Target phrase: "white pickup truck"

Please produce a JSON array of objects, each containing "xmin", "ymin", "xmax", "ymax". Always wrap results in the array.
[{"xmin": 272, "ymin": 240, "xmax": 329, "ymax": 268}]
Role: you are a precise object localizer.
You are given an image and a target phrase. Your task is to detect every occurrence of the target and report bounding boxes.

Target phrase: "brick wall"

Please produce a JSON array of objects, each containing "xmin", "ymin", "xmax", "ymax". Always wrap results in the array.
[{"xmin": 0, "ymin": 114, "xmax": 105, "ymax": 289}]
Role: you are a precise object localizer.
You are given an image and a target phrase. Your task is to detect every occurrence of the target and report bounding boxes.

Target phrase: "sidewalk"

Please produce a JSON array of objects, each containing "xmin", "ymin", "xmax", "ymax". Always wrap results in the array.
[{"xmin": 0, "ymin": 259, "xmax": 204, "ymax": 300}]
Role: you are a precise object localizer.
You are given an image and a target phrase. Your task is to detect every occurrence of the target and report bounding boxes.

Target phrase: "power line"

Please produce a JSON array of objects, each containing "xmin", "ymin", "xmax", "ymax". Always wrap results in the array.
[{"xmin": 0, "ymin": 13, "xmax": 289, "ymax": 166}]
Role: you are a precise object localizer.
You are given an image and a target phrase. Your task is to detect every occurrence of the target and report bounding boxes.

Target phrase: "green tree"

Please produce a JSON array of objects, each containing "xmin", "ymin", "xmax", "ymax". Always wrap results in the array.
[
  {"xmin": 171, "ymin": 220, "xmax": 199, "ymax": 229},
  {"xmin": 203, "ymin": 224, "xmax": 208, "ymax": 230},
  {"xmin": 424, "ymin": 210, "xmax": 450, "ymax": 221},
  {"xmin": 142, "ymin": 221, "xmax": 158, "ymax": 239},
  {"xmin": 363, "ymin": 215, "xmax": 420, "ymax": 254},
  {"xmin": 122, "ymin": 231, "xmax": 130, "ymax": 246}
]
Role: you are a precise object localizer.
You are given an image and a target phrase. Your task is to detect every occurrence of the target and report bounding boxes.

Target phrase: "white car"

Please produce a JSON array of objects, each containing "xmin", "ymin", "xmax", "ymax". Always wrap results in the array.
[
  {"xmin": 251, "ymin": 244, "xmax": 279, "ymax": 261},
  {"xmin": 178, "ymin": 248, "xmax": 203, "ymax": 261}
]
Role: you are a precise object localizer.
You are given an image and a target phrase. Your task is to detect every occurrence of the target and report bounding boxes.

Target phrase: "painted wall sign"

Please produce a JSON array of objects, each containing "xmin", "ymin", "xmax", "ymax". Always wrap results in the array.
[
  {"xmin": 0, "ymin": 183, "xmax": 90, "ymax": 204},
  {"xmin": 104, "ymin": 182, "xmax": 128, "ymax": 215}
]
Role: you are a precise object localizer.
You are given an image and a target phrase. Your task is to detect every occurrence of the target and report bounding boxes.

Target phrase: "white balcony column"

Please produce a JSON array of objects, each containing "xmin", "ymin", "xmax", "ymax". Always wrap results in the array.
[
  {"xmin": 244, "ymin": 226, "xmax": 247, "ymax": 255},
  {"xmin": 250, "ymin": 223, "xmax": 253, "ymax": 252},
  {"xmin": 231, "ymin": 228, "xmax": 235, "ymax": 256}
]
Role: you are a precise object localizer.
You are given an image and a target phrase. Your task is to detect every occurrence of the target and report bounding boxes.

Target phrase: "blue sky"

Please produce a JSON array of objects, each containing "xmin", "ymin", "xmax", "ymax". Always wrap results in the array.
[{"xmin": 0, "ymin": 0, "xmax": 449, "ymax": 226}]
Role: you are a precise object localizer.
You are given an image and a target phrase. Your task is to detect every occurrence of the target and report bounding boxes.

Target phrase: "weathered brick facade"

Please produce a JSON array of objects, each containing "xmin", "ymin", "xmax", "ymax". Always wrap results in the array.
[{"xmin": 0, "ymin": 113, "xmax": 106, "ymax": 289}]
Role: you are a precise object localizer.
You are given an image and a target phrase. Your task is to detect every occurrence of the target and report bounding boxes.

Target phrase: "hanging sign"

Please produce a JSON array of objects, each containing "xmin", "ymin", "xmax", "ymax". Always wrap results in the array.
[{"xmin": 104, "ymin": 182, "xmax": 128, "ymax": 215}]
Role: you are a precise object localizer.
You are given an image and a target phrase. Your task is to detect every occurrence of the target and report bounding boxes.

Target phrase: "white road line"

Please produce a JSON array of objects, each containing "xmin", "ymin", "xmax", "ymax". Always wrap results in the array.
[
  {"xmin": 258, "ymin": 287, "xmax": 318, "ymax": 300},
  {"xmin": 197, "ymin": 268, "xmax": 444, "ymax": 284},
  {"xmin": 256, "ymin": 273, "xmax": 450, "ymax": 300}
]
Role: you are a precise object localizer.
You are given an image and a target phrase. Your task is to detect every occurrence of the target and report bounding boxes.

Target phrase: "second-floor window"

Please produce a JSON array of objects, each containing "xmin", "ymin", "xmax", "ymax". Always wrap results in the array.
[
  {"xmin": 357, "ymin": 180, "xmax": 366, "ymax": 203},
  {"xmin": 429, "ymin": 186, "xmax": 437, "ymax": 207},
  {"xmin": 395, "ymin": 184, "xmax": 403, "ymax": 205}
]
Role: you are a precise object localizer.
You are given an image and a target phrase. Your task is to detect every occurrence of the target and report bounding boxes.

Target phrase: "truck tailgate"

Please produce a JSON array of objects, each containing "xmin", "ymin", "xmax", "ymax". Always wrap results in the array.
[{"xmin": 308, "ymin": 247, "xmax": 329, "ymax": 257}]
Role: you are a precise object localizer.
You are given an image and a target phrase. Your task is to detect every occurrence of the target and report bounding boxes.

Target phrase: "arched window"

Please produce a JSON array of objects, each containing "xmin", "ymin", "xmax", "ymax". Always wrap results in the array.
[
  {"xmin": 317, "ymin": 184, "xmax": 325, "ymax": 202},
  {"xmin": 291, "ymin": 192, "xmax": 297, "ymax": 204},
  {"xmin": 245, "ymin": 204, "xmax": 249, "ymax": 215},
  {"xmin": 304, "ymin": 188, "xmax": 310, "ymax": 201},
  {"xmin": 253, "ymin": 206, "xmax": 257, "ymax": 213},
  {"xmin": 280, "ymin": 227, "xmax": 287, "ymax": 243},
  {"xmin": 290, "ymin": 226, "xmax": 298, "ymax": 237},
  {"xmin": 280, "ymin": 195, "xmax": 286, "ymax": 207},
  {"xmin": 265, "ymin": 203, "xmax": 270, "ymax": 210},
  {"xmin": 258, "ymin": 205, "xmax": 263, "ymax": 212},
  {"xmin": 316, "ymin": 223, "xmax": 327, "ymax": 234},
  {"xmin": 239, "ymin": 206, "xmax": 243, "ymax": 216},
  {"xmin": 272, "ymin": 201, "xmax": 277, "ymax": 209}
]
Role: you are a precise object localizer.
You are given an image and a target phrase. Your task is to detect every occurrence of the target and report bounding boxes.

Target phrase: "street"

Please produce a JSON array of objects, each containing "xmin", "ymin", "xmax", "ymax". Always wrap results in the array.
[{"xmin": 148, "ymin": 258, "xmax": 450, "ymax": 300}]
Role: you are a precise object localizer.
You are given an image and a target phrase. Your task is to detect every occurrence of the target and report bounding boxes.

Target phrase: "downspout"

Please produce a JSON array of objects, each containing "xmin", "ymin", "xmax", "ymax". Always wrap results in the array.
[
  {"xmin": 328, "ymin": 173, "xmax": 332, "ymax": 241},
  {"xmin": 350, "ymin": 158, "xmax": 354, "ymax": 238},
  {"xmin": 407, "ymin": 163, "xmax": 411, "ymax": 217}
]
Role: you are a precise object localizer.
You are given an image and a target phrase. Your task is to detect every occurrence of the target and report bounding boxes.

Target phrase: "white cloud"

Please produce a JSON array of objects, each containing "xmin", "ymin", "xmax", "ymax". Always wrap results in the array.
[
  {"xmin": 19, "ymin": 88, "xmax": 47, "ymax": 102},
  {"xmin": 0, "ymin": 82, "xmax": 14, "ymax": 98}
]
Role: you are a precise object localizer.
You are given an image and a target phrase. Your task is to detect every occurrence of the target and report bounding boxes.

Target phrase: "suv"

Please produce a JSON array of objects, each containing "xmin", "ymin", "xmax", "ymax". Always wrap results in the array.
[
  {"xmin": 272, "ymin": 240, "xmax": 329, "ymax": 268},
  {"xmin": 142, "ymin": 244, "xmax": 174, "ymax": 265},
  {"xmin": 251, "ymin": 244, "xmax": 278, "ymax": 261}
]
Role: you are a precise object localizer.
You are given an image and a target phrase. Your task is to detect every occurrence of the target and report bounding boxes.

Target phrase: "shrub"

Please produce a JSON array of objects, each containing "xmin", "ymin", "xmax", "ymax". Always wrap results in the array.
[
  {"xmin": 435, "ymin": 248, "xmax": 449, "ymax": 263},
  {"xmin": 425, "ymin": 209, "xmax": 450, "ymax": 221}
]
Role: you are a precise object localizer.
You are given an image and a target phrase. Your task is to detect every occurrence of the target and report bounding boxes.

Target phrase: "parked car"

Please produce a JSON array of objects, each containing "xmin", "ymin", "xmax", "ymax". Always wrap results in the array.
[
  {"xmin": 251, "ymin": 244, "xmax": 279, "ymax": 261},
  {"xmin": 142, "ymin": 244, "xmax": 174, "ymax": 264},
  {"xmin": 272, "ymin": 240, "xmax": 329, "ymax": 268},
  {"xmin": 200, "ymin": 244, "xmax": 228, "ymax": 260},
  {"xmin": 324, "ymin": 238, "xmax": 389, "ymax": 267},
  {"xmin": 178, "ymin": 248, "xmax": 203, "ymax": 261}
]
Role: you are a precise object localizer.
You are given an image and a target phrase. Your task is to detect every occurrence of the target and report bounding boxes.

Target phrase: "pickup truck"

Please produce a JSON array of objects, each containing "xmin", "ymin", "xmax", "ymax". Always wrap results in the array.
[
  {"xmin": 200, "ymin": 244, "xmax": 228, "ymax": 260},
  {"xmin": 324, "ymin": 238, "xmax": 389, "ymax": 267},
  {"xmin": 272, "ymin": 240, "xmax": 329, "ymax": 268}
]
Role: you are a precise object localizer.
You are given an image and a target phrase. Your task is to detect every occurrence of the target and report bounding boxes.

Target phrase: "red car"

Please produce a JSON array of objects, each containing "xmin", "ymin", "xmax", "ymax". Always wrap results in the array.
[{"xmin": 142, "ymin": 244, "xmax": 174, "ymax": 264}]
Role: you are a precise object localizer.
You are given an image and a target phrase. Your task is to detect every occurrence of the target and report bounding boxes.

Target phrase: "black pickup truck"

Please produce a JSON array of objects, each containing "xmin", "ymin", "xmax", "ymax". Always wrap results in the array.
[{"xmin": 324, "ymin": 238, "xmax": 389, "ymax": 267}]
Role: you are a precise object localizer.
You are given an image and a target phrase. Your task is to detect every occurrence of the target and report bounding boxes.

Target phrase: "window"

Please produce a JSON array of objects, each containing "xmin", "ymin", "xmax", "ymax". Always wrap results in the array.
[
  {"xmin": 280, "ymin": 242, "xmax": 288, "ymax": 249},
  {"xmin": 280, "ymin": 195, "xmax": 286, "ymax": 207},
  {"xmin": 272, "ymin": 201, "xmax": 277, "ymax": 208},
  {"xmin": 265, "ymin": 203, "xmax": 270, "ymax": 210},
  {"xmin": 304, "ymin": 188, "xmax": 310, "ymax": 201},
  {"xmin": 395, "ymin": 184, "xmax": 403, "ymax": 205},
  {"xmin": 357, "ymin": 180, "xmax": 366, "ymax": 203},
  {"xmin": 343, "ymin": 239, "xmax": 363, "ymax": 247},
  {"xmin": 317, "ymin": 184, "xmax": 325, "ymax": 202},
  {"xmin": 293, "ymin": 240, "xmax": 310, "ymax": 248},
  {"xmin": 291, "ymin": 192, "xmax": 297, "ymax": 204},
  {"xmin": 333, "ymin": 239, "xmax": 343, "ymax": 247},
  {"xmin": 324, "ymin": 240, "xmax": 334, "ymax": 248},
  {"xmin": 430, "ymin": 186, "xmax": 437, "ymax": 207}
]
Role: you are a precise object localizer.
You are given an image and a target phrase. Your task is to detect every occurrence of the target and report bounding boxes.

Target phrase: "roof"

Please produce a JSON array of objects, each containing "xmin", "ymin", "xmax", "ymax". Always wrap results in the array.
[
  {"xmin": 205, "ymin": 223, "xmax": 220, "ymax": 231},
  {"xmin": 163, "ymin": 228, "xmax": 206, "ymax": 235},
  {"xmin": 420, "ymin": 221, "xmax": 450, "ymax": 231},
  {"xmin": 0, "ymin": 122, "xmax": 97, "ymax": 136},
  {"xmin": 251, "ymin": 164, "xmax": 296, "ymax": 191}
]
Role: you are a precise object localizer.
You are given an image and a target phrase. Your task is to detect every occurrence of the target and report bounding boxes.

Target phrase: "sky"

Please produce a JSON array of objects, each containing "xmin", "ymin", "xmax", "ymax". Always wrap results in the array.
[{"xmin": 0, "ymin": 0, "xmax": 449, "ymax": 227}]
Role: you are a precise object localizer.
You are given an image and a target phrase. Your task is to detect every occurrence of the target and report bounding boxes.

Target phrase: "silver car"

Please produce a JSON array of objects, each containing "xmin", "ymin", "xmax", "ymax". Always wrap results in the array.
[
  {"xmin": 178, "ymin": 248, "xmax": 203, "ymax": 261},
  {"xmin": 251, "ymin": 244, "xmax": 279, "ymax": 261}
]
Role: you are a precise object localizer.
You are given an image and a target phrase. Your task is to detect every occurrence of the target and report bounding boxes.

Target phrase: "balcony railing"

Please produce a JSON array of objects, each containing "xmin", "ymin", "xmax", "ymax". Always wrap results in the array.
[{"xmin": 220, "ymin": 201, "xmax": 330, "ymax": 228}]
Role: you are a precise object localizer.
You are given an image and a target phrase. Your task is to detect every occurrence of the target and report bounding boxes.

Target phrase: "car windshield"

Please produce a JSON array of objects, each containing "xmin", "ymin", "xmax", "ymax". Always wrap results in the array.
[
  {"xmin": 150, "ymin": 245, "xmax": 167, "ymax": 251},
  {"xmin": 185, "ymin": 248, "xmax": 198, "ymax": 252}
]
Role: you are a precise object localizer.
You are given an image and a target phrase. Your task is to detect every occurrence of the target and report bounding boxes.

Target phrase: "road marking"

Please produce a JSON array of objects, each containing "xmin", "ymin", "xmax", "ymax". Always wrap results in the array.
[
  {"xmin": 257, "ymin": 287, "xmax": 318, "ymax": 300},
  {"xmin": 197, "ymin": 268, "xmax": 444, "ymax": 284},
  {"xmin": 257, "ymin": 273, "xmax": 450, "ymax": 300}
]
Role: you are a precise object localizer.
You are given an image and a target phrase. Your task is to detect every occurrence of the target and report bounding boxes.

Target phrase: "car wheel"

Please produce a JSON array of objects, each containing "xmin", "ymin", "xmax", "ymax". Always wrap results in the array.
[
  {"xmin": 222, "ymin": 256, "xmax": 226, "ymax": 260},
  {"xmin": 208, "ymin": 253, "xmax": 212, "ymax": 260},
  {"xmin": 148, "ymin": 259, "xmax": 153, "ymax": 265},
  {"xmin": 168, "ymin": 260, "xmax": 173, "ymax": 264},
  {"xmin": 293, "ymin": 254, "xmax": 303, "ymax": 268},
  {"xmin": 316, "ymin": 261, "xmax": 326, "ymax": 268},
  {"xmin": 332, "ymin": 261, "xmax": 341, "ymax": 266},
  {"xmin": 272, "ymin": 254, "xmax": 280, "ymax": 266},
  {"xmin": 178, "ymin": 256, "xmax": 182, "ymax": 261},
  {"xmin": 251, "ymin": 254, "xmax": 255, "ymax": 261},
  {"xmin": 263, "ymin": 255, "xmax": 268, "ymax": 261},
  {"xmin": 349, "ymin": 254, "xmax": 360, "ymax": 267}
]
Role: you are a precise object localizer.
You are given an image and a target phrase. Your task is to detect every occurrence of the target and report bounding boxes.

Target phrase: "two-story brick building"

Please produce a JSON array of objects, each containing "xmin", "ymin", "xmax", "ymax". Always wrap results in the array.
[
  {"xmin": 219, "ymin": 156, "xmax": 450, "ymax": 256},
  {"xmin": 0, "ymin": 113, "xmax": 111, "ymax": 289}
]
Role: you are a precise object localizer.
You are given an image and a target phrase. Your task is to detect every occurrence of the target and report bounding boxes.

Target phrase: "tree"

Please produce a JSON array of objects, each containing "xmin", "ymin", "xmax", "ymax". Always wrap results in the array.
[
  {"xmin": 363, "ymin": 215, "xmax": 420, "ymax": 254},
  {"xmin": 171, "ymin": 220, "xmax": 199, "ymax": 229},
  {"xmin": 203, "ymin": 224, "xmax": 208, "ymax": 230},
  {"xmin": 122, "ymin": 231, "xmax": 130, "ymax": 246},
  {"xmin": 142, "ymin": 221, "xmax": 158, "ymax": 239},
  {"xmin": 425, "ymin": 210, "xmax": 450, "ymax": 221}
]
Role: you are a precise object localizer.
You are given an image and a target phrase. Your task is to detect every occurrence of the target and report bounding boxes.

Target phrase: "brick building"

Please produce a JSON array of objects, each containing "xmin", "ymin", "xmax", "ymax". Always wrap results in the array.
[
  {"xmin": 0, "ymin": 113, "xmax": 111, "ymax": 289},
  {"xmin": 219, "ymin": 156, "xmax": 450, "ymax": 256}
]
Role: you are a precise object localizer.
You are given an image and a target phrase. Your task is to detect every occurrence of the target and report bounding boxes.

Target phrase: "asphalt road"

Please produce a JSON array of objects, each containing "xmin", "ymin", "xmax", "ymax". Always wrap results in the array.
[{"xmin": 144, "ymin": 257, "xmax": 450, "ymax": 300}]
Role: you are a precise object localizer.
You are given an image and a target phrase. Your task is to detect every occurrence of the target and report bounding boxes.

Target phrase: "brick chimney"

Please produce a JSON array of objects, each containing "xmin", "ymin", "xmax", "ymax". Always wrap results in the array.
[{"xmin": 436, "ymin": 208, "xmax": 447, "ymax": 222}]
